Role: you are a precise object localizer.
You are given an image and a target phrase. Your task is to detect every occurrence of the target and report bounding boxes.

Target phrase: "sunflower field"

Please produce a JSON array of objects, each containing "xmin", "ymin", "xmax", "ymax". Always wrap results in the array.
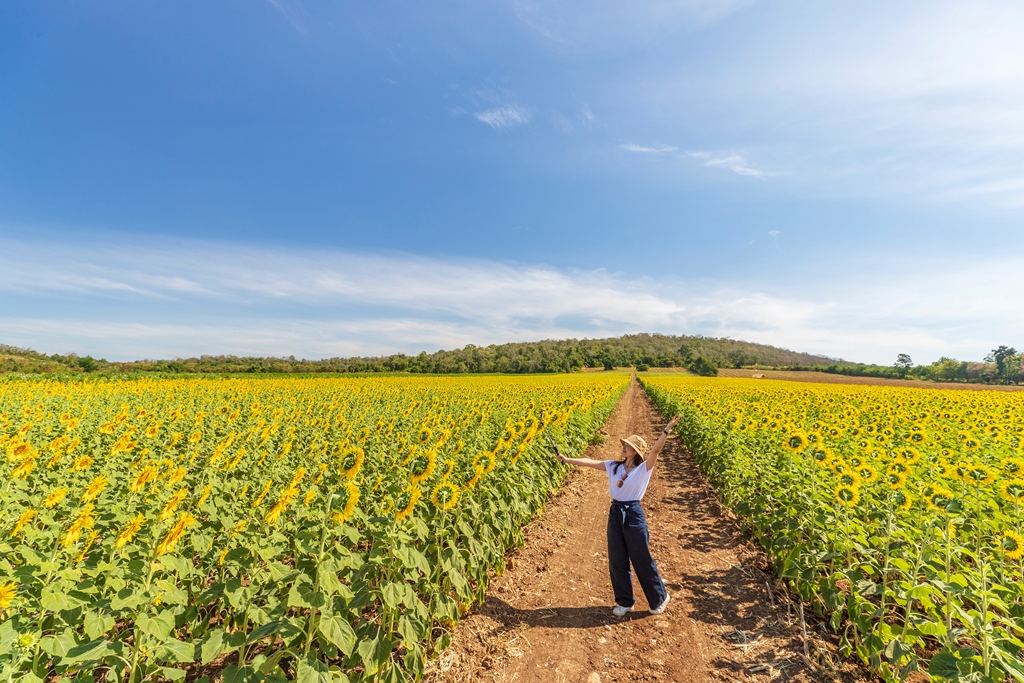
[
  {"xmin": 643, "ymin": 375, "xmax": 1024, "ymax": 682},
  {"xmin": 0, "ymin": 374, "xmax": 628, "ymax": 682}
]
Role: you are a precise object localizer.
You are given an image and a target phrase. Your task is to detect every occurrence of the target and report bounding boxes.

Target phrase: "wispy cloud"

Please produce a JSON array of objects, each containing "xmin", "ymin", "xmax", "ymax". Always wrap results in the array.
[
  {"xmin": 637, "ymin": 2, "xmax": 1024, "ymax": 204},
  {"xmin": 1, "ymin": 236, "xmax": 1022, "ymax": 364},
  {"xmin": 621, "ymin": 143, "xmax": 678, "ymax": 153},
  {"xmin": 265, "ymin": 0, "xmax": 307, "ymax": 32},
  {"xmin": 688, "ymin": 151, "xmax": 768, "ymax": 178},
  {"xmin": 473, "ymin": 105, "xmax": 532, "ymax": 129}
]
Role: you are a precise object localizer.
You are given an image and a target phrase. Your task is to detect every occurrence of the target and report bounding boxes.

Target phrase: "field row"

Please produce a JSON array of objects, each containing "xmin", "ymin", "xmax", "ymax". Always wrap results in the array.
[
  {"xmin": 642, "ymin": 375, "xmax": 1024, "ymax": 683},
  {"xmin": 0, "ymin": 374, "xmax": 629, "ymax": 682}
]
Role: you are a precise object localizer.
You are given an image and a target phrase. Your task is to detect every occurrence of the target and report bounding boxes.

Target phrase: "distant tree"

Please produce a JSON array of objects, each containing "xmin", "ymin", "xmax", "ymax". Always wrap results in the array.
[
  {"xmin": 688, "ymin": 356, "xmax": 718, "ymax": 377},
  {"xmin": 77, "ymin": 356, "xmax": 98, "ymax": 372},
  {"xmin": 985, "ymin": 345, "xmax": 1018, "ymax": 385},
  {"xmin": 929, "ymin": 357, "xmax": 968, "ymax": 382},
  {"xmin": 894, "ymin": 353, "xmax": 913, "ymax": 378}
]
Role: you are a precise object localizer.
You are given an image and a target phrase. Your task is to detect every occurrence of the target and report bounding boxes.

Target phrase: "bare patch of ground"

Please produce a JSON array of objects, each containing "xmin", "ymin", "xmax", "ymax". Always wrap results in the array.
[
  {"xmin": 714, "ymin": 368, "xmax": 1024, "ymax": 392},
  {"xmin": 426, "ymin": 380, "xmax": 868, "ymax": 683}
]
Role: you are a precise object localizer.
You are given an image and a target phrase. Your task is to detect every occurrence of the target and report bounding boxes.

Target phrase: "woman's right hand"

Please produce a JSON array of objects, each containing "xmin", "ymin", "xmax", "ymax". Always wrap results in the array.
[{"xmin": 555, "ymin": 450, "xmax": 568, "ymax": 464}]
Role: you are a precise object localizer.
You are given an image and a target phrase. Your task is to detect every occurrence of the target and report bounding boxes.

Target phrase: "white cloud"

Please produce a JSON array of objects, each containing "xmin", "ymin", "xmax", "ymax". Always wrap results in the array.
[
  {"xmin": 628, "ymin": 1, "xmax": 1024, "ymax": 204},
  {"xmin": 1, "ymin": 236, "xmax": 1022, "ymax": 365},
  {"xmin": 688, "ymin": 151, "xmax": 768, "ymax": 178},
  {"xmin": 621, "ymin": 143, "xmax": 678, "ymax": 153},
  {"xmin": 473, "ymin": 105, "xmax": 532, "ymax": 129}
]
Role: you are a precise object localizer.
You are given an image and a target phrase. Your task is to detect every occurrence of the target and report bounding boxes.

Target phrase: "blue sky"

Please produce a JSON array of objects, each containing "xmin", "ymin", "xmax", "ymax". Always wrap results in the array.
[{"xmin": 2, "ymin": 0, "xmax": 1024, "ymax": 364}]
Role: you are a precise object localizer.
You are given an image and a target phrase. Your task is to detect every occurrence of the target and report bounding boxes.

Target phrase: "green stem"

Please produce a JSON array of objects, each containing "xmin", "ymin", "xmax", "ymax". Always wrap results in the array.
[{"xmin": 128, "ymin": 552, "xmax": 159, "ymax": 683}]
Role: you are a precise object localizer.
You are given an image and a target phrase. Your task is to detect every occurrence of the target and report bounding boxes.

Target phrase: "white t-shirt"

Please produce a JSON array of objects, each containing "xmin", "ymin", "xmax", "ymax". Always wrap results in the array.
[{"xmin": 605, "ymin": 460, "xmax": 654, "ymax": 501}]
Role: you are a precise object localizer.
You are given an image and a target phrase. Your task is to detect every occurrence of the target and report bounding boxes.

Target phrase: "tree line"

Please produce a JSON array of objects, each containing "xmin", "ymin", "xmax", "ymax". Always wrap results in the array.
[
  {"xmin": 1, "ymin": 334, "xmax": 835, "ymax": 376},
  {"xmin": 794, "ymin": 346, "xmax": 1023, "ymax": 385},
  {"xmin": 7, "ymin": 336, "xmax": 1021, "ymax": 385}
]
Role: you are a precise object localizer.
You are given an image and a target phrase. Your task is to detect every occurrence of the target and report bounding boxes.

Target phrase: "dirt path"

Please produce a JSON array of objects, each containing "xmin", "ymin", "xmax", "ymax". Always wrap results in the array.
[{"xmin": 426, "ymin": 379, "xmax": 865, "ymax": 683}]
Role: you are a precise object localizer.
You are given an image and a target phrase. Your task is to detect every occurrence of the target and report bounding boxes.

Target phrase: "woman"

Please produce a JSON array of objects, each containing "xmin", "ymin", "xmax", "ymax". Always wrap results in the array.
[{"xmin": 556, "ymin": 414, "xmax": 681, "ymax": 617}]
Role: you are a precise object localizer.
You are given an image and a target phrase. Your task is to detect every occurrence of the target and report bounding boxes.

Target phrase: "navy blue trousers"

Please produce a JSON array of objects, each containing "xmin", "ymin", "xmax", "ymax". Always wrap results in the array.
[{"xmin": 607, "ymin": 500, "xmax": 667, "ymax": 609}]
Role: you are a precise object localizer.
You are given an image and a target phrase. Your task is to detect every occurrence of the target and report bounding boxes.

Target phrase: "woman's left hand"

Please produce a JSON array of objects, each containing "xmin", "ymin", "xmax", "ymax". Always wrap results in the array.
[{"xmin": 666, "ymin": 414, "xmax": 682, "ymax": 430}]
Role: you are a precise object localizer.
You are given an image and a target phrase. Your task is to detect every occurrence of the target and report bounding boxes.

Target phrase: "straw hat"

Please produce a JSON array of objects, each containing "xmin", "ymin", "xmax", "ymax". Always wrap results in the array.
[{"xmin": 619, "ymin": 434, "xmax": 649, "ymax": 460}]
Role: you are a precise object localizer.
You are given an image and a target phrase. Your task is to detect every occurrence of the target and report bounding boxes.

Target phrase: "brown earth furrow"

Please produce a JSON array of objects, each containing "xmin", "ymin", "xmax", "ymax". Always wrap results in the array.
[{"xmin": 426, "ymin": 379, "xmax": 869, "ymax": 683}]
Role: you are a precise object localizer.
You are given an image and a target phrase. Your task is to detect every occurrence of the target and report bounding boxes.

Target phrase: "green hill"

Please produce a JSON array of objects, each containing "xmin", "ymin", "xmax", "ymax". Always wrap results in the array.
[{"xmin": 0, "ymin": 334, "xmax": 839, "ymax": 375}]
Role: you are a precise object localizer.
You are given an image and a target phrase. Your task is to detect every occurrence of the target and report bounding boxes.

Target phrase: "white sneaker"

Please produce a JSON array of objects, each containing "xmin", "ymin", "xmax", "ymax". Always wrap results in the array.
[
  {"xmin": 649, "ymin": 594, "xmax": 671, "ymax": 615},
  {"xmin": 611, "ymin": 604, "xmax": 633, "ymax": 617}
]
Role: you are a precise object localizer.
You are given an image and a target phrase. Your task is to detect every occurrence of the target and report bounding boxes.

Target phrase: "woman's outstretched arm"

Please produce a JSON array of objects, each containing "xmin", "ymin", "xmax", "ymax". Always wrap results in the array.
[
  {"xmin": 555, "ymin": 450, "xmax": 608, "ymax": 471},
  {"xmin": 645, "ymin": 414, "xmax": 682, "ymax": 471}
]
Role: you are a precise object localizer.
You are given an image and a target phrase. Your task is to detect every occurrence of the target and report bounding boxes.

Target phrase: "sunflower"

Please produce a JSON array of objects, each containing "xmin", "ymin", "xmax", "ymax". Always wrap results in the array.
[
  {"xmin": 253, "ymin": 479, "xmax": 275, "ymax": 507},
  {"xmin": 857, "ymin": 466, "xmax": 878, "ymax": 484},
  {"xmin": 1003, "ymin": 458, "xmax": 1024, "ymax": 477},
  {"xmin": 893, "ymin": 446, "xmax": 921, "ymax": 465},
  {"xmin": 835, "ymin": 485, "xmax": 860, "ymax": 507},
  {"xmin": 115, "ymin": 513, "xmax": 146, "ymax": 549},
  {"xmin": 9, "ymin": 509, "xmax": 36, "ymax": 537},
  {"xmin": 437, "ymin": 458, "xmax": 456, "ymax": 479},
  {"xmin": 887, "ymin": 472, "xmax": 907, "ymax": 490},
  {"xmin": 409, "ymin": 449, "xmax": 437, "ymax": 485},
  {"xmin": 965, "ymin": 464, "xmax": 997, "ymax": 486},
  {"xmin": 340, "ymin": 447, "xmax": 365, "ymax": 481},
  {"xmin": 888, "ymin": 458, "xmax": 913, "ymax": 475},
  {"xmin": 159, "ymin": 489, "xmax": 189, "ymax": 522},
  {"xmin": 81, "ymin": 474, "xmax": 109, "ymax": 503},
  {"xmin": 0, "ymin": 581, "xmax": 16, "ymax": 610},
  {"xmin": 809, "ymin": 447, "xmax": 833, "ymax": 465},
  {"xmin": 952, "ymin": 462, "xmax": 972, "ymax": 482},
  {"xmin": 417, "ymin": 425, "xmax": 433, "ymax": 444},
  {"xmin": 395, "ymin": 485, "xmax": 422, "ymax": 521},
  {"xmin": 431, "ymin": 481, "xmax": 461, "ymax": 511},
  {"xmin": 892, "ymin": 490, "xmax": 913, "ymax": 511},
  {"xmin": 60, "ymin": 504, "xmax": 96, "ymax": 548},
  {"xmin": 130, "ymin": 465, "xmax": 158, "ymax": 493},
  {"xmin": 196, "ymin": 484, "xmax": 213, "ymax": 508},
  {"xmin": 332, "ymin": 482, "xmax": 360, "ymax": 525},
  {"xmin": 43, "ymin": 487, "xmax": 68, "ymax": 509},
  {"xmin": 11, "ymin": 457, "xmax": 35, "ymax": 480},
  {"xmin": 1002, "ymin": 530, "xmax": 1024, "ymax": 560},
  {"xmin": 155, "ymin": 513, "xmax": 196, "ymax": 556},
  {"xmin": 831, "ymin": 459, "xmax": 853, "ymax": 476},
  {"xmin": 925, "ymin": 486, "xmax": 955, "ymax": 512},
  {"xmin": 265, "ymin": 485, "xmax": 300, "ymax": 525},
  {"xmin": 465, "ymin": 464, "xmax": 486, "ymax": 489},
  {"xmin": 784, "ymin": 431, "xmax": 808, "ymax": 452},
  {"xmin": 838, "ymin": 472, "xmax": 861, "ymax": 488},
  {"xmin": 999, "ymin": 480, "xmax": 1024, "ymax": 503}
]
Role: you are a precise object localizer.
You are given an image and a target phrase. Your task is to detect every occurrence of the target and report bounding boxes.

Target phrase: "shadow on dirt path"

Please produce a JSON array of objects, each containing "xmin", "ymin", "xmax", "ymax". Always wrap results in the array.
[{"xmin": 425, "ymin": 379, "xmax": 868, "ymax": 683}]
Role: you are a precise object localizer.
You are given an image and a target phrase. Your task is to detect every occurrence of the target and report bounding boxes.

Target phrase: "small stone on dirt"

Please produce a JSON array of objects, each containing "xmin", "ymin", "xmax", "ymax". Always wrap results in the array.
[{"xmin": 587, "ymin": 673, "xmax": 601, "ymax": 683}]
